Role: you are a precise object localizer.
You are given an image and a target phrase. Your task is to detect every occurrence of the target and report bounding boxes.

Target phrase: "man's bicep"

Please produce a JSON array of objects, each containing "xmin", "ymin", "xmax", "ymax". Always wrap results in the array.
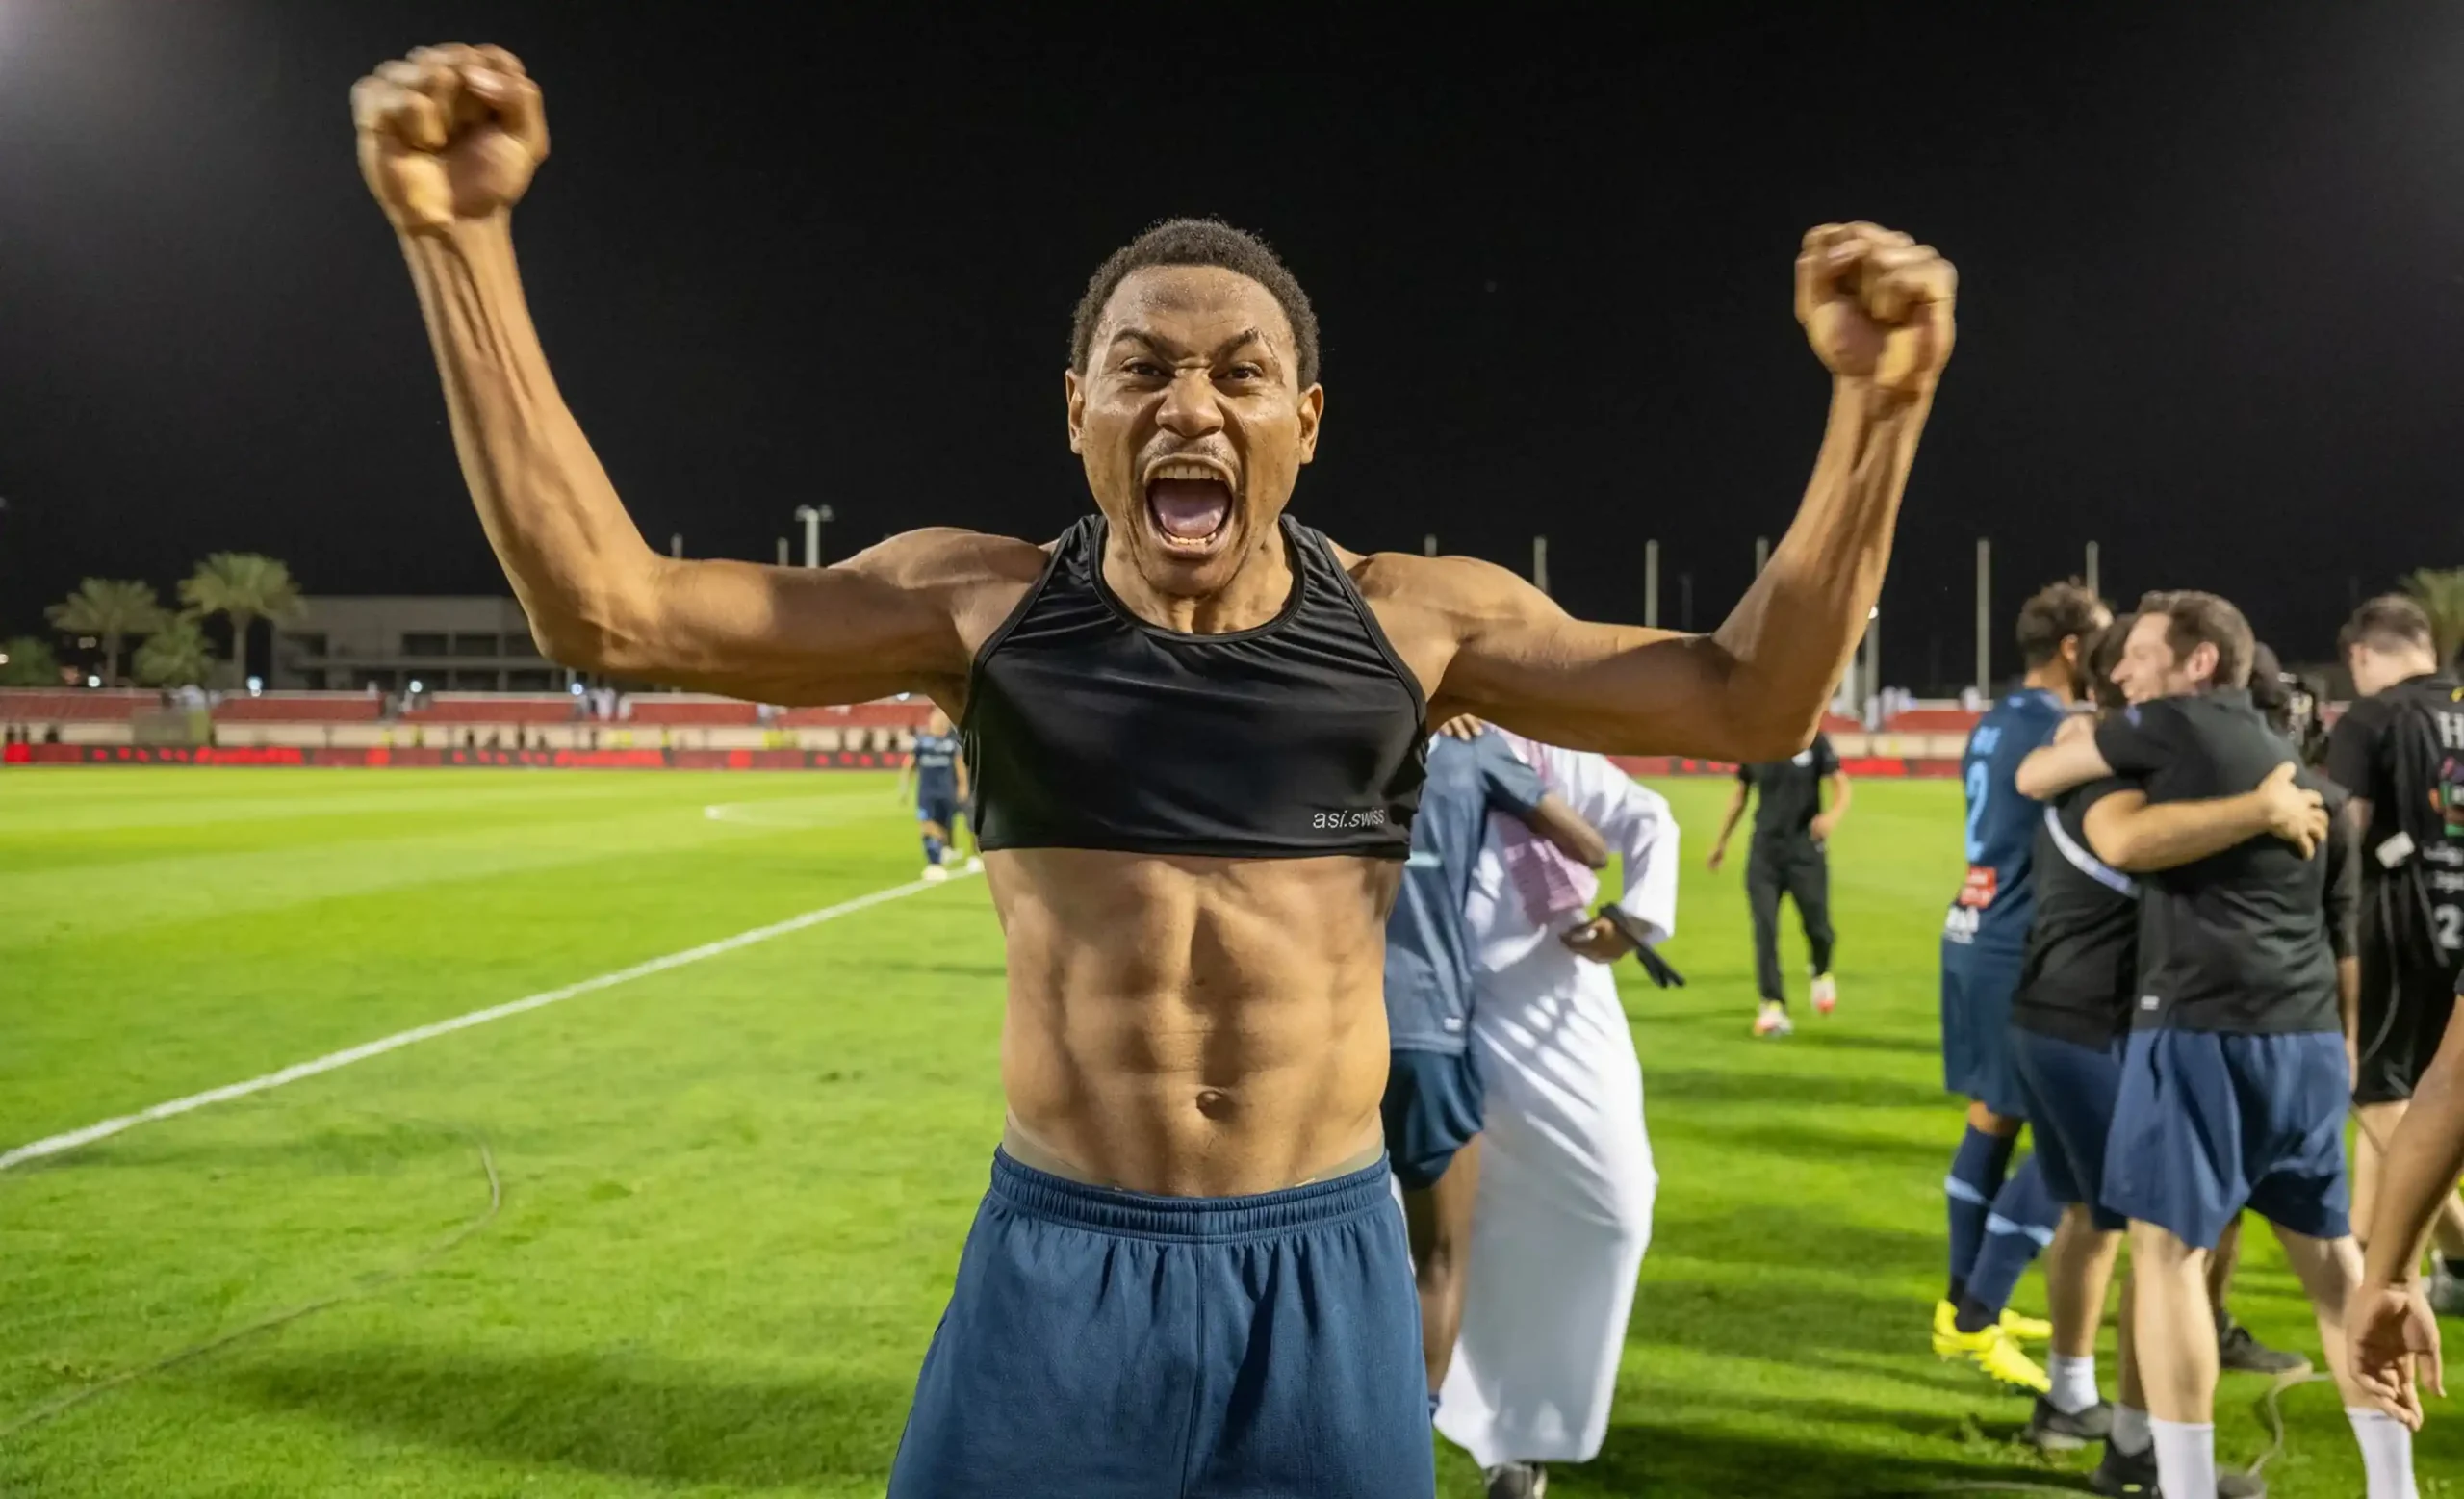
[
  {"xmin": 2078, "ymin": 787, "xmax": 2145, "ymax": 861},
  {"xmin": 629, "ymin": 530, "xmax": 1024, "ymax": 707},
  {"xmin": 2015, "ymin": 734, "xmax": 2116, "ymax": 799},
  {"xmin": 1434, "ymin": 582, "xmax": 1751, "ymax": 758}
]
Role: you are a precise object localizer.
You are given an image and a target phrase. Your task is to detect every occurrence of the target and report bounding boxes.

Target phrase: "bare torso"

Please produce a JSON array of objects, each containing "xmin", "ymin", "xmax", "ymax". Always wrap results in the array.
[
  {"xmin": 985, "ymin": 848, "xmax": 1401, "ymax": 1195},
  {"xmin": 943, "ymin": 545, "xmax": 1440, "ymax": 1198}
]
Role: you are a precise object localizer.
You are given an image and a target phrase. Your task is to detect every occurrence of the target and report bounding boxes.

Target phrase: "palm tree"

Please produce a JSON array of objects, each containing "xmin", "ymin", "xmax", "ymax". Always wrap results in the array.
[
  {"xmin": 0, "ymin": 635, "xmax": 61, "ymax": 686},
  {"xmin": 134, "ymin": 614, "xmax": 217, "ymax": 688},
  {"xmin": 2405, "ymin": 568, "xmax": 2464, "ymax": 670},
  {"xmin": 180, "ymin": 553, "xmax": 304, "ymax": 688},
  {"xmin": 45, "ymin": 579, "xmax": 170, "ymax": 686}
]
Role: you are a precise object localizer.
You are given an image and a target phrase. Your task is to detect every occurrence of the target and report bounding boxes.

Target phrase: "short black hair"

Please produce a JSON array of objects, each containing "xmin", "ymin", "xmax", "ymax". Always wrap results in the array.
[
  {"xmin": 1070, "ymin": 218, "xmax": 1322, "ymax": 388},
  {"xmin": 2087, "ymin": 614, "xmax": 2134, "ymax": 712},
  {"xmin": 2339, "ymin": 593, "xmax": 2435, "ymax": 658},
  {"xmin": 2015, "ymin": 580, "xmax": 2109, "ymax": 668},
  {"xmin": 2247, "ymin": 641, "xmax": 2292, "ymax": 732}
]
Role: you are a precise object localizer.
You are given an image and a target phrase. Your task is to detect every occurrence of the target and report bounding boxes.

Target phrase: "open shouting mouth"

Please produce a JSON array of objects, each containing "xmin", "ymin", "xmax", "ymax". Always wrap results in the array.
[{"xmin": 1142, "ymin": 455, "xmax": 1237, "ymax": 558}]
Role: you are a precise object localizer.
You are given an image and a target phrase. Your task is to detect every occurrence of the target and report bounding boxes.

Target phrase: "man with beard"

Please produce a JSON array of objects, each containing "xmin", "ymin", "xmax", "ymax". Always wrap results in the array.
[{"xmin": 2019, "ymin": 596, "xmax": 2402, "ymax": 1499}]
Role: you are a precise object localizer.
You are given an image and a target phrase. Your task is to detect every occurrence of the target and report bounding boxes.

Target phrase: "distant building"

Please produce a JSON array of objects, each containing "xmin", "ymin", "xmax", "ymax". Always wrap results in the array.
[{"xmin": 273, "ymin": 597, "xmax": 572, "ymax": 692}]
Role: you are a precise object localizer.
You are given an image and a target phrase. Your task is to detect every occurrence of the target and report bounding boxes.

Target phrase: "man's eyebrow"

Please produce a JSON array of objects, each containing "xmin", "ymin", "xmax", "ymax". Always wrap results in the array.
[
  {"xmin": 1105, "ymin": 327, "xmax": 1280, "ymax": 365},
  {"xmin": 1212, "ymin": 328, "xmax": 1275, "ymax": 362},
  {"xmin": 1105, "ymin": 328, "xmax": 1173, "ymax": 357}
]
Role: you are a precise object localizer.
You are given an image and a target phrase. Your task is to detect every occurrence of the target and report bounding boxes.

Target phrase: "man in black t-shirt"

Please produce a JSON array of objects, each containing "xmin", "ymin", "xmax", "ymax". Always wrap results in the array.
[
  {"xmin": 1708, "ymin": 732, "xmax": 1849, "ymax": 1038},
  {"xmin": 2007, "ymin": 618, "xmax": 2329, "ymax": 1472},
  {"xmin": 2327, "ymin": 593, "xmax": 2464, "ymax": 1310},
  {"xmin": 2016, "ymin": 592, "xmax": 2408, "ymax": 1499}
]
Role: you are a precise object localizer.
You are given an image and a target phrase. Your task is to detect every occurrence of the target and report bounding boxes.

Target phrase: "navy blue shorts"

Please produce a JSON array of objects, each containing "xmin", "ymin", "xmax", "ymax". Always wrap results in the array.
[
  {"xmin": 2100, "ymin": 1028, "xmax": 2352, "ymax": 1250},
  {"xmin": 1381, "ymin": 1047, "xmax": 1484, "ymax": 1192},
  {"xmin": 890, "ymin": 1150, "xmax": 1434, "ymax": 1498},
  {"xmin": 916, "ymin": 791, "xmax": 959, "ymax": 831},
  {"xmin": 1942, "ymin": 944, "xmax": 2029, "ymax": 1119},
  {"xmin": 2009, "ymin": 1026, "xmax": 2128, "ymax": 1231}
]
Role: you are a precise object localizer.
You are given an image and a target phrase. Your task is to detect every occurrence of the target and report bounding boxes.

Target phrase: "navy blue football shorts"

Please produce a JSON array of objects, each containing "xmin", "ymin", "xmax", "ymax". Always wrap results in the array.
[
  {"xmin": 1381, "ymin": 1046, "xmax": 1485, "ymax": 1192},
  {"xmin": 889, "ymin": 1150, "xmax": 1434, "ymax": 1498},
  {"xmin": 2100, "ymin": 1027, "xmax": 2351, "ymax": 1250},
  {"xmin": 1941, "ymin": 942, "xmax": 2029, "ymax": 1120},
  {"xmin": 2010, "ymin": 1026, "xmax": 2129, "ymax": 1232}
]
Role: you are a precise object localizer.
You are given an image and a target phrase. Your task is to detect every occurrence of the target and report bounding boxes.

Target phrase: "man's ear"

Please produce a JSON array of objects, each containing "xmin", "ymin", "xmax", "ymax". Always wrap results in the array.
[{"xmin": 2187, "ymin": 640, "xmax": 2221, "ymax": 685}]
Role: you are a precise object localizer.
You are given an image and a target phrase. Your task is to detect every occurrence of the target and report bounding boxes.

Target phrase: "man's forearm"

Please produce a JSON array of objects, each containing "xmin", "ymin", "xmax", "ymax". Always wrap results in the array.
[
  {"xmin": 1525, "ymin": 794, "xmax": 1611, "ymax": 869},
  {"xmin": 2092, "ymin": 792, "xmax": 2271, "ymax": 873},
  {"xmin": 401, "ymin": 217, "xmax": 658, "ymax": 666},
  {"xmin": 1709, "ymin": 383, "xmax": 1930, "ymax": 756},
  {"xmin": 2362, "ymin": 1032, "xmax": 2464, "ymax": 1285}
]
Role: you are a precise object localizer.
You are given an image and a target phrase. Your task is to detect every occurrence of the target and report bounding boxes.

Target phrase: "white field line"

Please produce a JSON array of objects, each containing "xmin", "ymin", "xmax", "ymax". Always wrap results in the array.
[
  {"xmin": 0, "ymin": 871, "xmax": 974, "ymax": 1176},
  {"xmin": 702, "ymin": 791, "xmax": 891, "ymax": 829}
]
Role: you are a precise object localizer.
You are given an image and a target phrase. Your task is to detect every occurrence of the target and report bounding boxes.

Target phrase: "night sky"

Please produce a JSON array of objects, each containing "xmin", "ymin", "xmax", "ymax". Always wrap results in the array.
[{"xmin": 5, "ymin": 2, "xmax": 2462, "ymax": 689}]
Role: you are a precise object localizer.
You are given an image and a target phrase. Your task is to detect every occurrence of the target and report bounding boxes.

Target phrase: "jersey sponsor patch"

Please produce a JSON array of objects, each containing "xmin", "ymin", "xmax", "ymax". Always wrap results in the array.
[
  {"xmin": 1313, "ymin": 809, "xmax": 1390, "ymax": 831},
  {"xmin": 1956, "ymin": 865, "xmax": 1999, "ymax": 909}
]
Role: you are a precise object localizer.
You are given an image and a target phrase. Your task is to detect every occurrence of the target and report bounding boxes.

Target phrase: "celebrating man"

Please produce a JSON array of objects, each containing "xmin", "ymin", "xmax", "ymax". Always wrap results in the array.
[{"xmin": 354, "ymin": 43, "xmax": 1954, "ymax": 1496}]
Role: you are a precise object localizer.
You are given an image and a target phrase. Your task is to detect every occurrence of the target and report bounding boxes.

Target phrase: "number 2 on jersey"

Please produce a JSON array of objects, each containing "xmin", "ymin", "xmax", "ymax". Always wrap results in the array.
[{"xmin": 1964, "ymin": 761, "xmax": 1990, "ymax": 863}]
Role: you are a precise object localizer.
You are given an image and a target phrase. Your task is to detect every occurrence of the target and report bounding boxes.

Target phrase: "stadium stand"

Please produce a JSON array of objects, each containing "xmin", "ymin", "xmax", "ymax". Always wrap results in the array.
[
  {"xmin": 0, "ymin": 687, "xmax": 2064, "ymax": 773},
  {"xmin": 214, "ymin": 695, "xmax": 383, "ymax": 723}
]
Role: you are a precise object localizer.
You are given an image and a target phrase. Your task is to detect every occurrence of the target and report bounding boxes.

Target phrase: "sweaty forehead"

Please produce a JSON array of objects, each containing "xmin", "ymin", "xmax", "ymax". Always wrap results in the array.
[{"xmin": 1097, "ymin": 265, "xmax": 1296, "ymax": 363}]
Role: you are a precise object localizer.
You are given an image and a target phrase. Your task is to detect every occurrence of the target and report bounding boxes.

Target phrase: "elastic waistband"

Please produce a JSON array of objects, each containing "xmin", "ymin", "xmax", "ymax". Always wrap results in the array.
[{"xmin": 987, "ymin": 1149, "xmax": 1394, "ymax": 1244}]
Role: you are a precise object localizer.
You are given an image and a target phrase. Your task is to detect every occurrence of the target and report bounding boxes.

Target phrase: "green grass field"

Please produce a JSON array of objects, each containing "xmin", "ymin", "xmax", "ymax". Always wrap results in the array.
[{"xmin": 1, "ymin": 768, "xmax": 2454, "ymax": 1498}]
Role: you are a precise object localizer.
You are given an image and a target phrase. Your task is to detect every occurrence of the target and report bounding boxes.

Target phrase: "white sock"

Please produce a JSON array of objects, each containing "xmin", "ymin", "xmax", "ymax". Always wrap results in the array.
[
  {"xmin": 2150, "ymin": 1418, "xmax": 2216, "ymax": 1499},
  {"xmin": 2347, "ymin": 1408, "xmax": 2419, "ymax": 1499},
  {"xmin": 2110, "ymin": 1405, "xmax": 2152, "ymax": 1457},
  {"xmin": 2046, "ymin": 1353, "xmax": 2100, "ymax": 1415}
]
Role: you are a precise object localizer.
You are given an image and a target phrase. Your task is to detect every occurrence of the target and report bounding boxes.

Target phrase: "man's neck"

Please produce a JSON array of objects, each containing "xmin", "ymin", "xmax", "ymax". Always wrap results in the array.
[
  {"xmin": 1100, "ymin": 524, "xmax": 1296, "ymax": 634},
  {"xmin": 2384, "ymin": 653, "xmax": 2443, "ymax": 688},
  {"xmin": 2019, "ymin": 665, "xmax": 2077, "ymax": 706}
]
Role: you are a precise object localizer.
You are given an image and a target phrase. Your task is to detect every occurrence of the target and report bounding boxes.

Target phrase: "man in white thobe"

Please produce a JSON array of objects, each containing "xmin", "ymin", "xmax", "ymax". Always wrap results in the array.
[{"xmin": 1437, "ymin": 732, "xmax": 1680, "ymax": 1497}]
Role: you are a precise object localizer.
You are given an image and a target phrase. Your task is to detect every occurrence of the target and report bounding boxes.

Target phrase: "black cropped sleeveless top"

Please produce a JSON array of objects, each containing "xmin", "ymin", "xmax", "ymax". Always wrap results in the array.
[{"xmin": 962, "ymin": 513, "xmax": 1428, "ymax": 860}]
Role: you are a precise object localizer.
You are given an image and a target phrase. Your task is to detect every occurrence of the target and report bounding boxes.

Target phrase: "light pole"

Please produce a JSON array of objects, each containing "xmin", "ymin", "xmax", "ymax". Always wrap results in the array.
[
  {"xmin": 795, "ymin": 504, "xmax": 835, "ymax": 568},
  {"xmin": 1975, "ymin": 538, "xmax": 1992, "ymax": 694},
  {"xmin": 1862, "ymin": 605, "xmax": 1882, "ymax": 720}
]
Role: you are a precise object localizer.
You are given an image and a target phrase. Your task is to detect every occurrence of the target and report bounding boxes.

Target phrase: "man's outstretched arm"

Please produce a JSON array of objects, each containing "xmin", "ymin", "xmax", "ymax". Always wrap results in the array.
[
  {"xmin": 353, "ymin": 46, "xmax": 1035, "ymax": 707},
  {"xmin": 1393, "ymin": 224, "xmax": 1952, "ymax": 762},
  {"xmin": 2348, "ymin": 1011, "xmax": 2463, "ymax": 1427}
]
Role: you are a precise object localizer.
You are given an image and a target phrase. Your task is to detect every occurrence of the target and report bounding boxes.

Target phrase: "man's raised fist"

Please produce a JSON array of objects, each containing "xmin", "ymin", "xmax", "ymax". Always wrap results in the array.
[
  {"xmin": 1795, "ymin": 222, "xmax": 1957, "ymax": 396},
  {"xmin": 352, "ymin": 44, "xmax": 548, "ymax": 235}
]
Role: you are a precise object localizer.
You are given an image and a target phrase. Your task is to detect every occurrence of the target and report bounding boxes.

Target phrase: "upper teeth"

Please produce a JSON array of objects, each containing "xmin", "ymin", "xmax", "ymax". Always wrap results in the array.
[{"xmin": 1150, "ymin": 461, "xmax": 1223, "ymax": 483}]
